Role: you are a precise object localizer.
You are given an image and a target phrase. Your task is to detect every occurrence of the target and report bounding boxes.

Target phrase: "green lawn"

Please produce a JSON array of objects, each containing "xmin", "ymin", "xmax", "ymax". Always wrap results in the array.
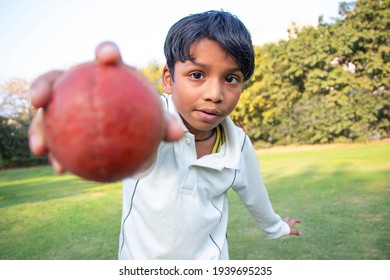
[
  {"xmin": 1, "ymin": 141, "xmax": 389, "ymax": 259},
  {"xmin": 228, "ymin": 141, "xmax": 390, "ymax": 260},
  {"xmin": 0, "ymin": 168, "xmax": 122, "ymax": 259}
]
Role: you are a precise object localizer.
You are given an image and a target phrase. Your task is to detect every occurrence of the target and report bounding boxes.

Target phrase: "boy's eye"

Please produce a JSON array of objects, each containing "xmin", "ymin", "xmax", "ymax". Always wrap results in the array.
[
  {"xmin": 190, "ymin": 72, "xmax": 204, "ymax": 79},
  {"xmin": 225, "ymin": 75, "xmax": 240, "ymax": 84}
]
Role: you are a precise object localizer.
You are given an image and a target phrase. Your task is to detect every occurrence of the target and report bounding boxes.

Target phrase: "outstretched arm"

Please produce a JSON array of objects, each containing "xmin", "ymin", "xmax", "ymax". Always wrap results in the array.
[{"xmin": 28, "ymin": 41, "xmax": 183, "ymax": 175}]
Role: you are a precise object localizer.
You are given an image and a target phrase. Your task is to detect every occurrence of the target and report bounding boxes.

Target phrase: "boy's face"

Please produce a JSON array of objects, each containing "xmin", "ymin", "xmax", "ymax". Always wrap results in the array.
[{"xmin": 162, "ymin": 38, "xmax": 244, "ymax": 136}]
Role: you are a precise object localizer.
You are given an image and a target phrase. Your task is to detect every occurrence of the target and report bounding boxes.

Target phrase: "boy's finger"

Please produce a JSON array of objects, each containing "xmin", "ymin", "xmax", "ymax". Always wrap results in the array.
[
  {"xmin": 95, "ymin": 41, "xmax": 123, "ymax": 65},
  {"xmin": 291, "ymin": 218, "xmax": 301, "ymax": 225},
  {"xmin": 164, "ymin": 113, "xmax": 184, "ymax": 142},
  {"xmin": 284, "ymin": 217, "xmax": 301, "ymax": 226},
  {"xmin": 30, "ymin": 70, "xmax": 63, "ymax": 108},
  {"xmin": 28, "ymin": 109, "xmax": 48, "ymax": 156},
  {"xmin": 290, "ymin": 228, "xmax": 301, "ymax": 236},
  {"xmin": 49, "ymin": 153, "xmax": 67, "ymax": 174}
]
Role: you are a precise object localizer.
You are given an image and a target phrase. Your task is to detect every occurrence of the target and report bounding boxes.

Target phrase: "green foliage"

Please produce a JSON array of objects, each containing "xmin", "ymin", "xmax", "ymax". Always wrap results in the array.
[
  {"xmin": 232, "ymin": 0, "xmax": 390, "ymax": 146},
  {"xmin": 0, "ymin": 77, "xmax": 46, "ymax": 168},
  {"xmin": 140, "ymin": 60, "xmax": 164, "ymax": 93},
  {"xmin": 0, "ymin": 115, "xmax": 48, "ymax": 169}
]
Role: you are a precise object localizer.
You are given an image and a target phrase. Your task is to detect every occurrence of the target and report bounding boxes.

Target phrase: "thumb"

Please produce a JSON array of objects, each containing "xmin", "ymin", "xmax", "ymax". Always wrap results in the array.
[
  {"xmin": 163, "ymin": 113, "xmax": 184, "ymax": 142},
  {"xmin": 95, "ymin": 41, "xmax": 122, "ymax": 65}
]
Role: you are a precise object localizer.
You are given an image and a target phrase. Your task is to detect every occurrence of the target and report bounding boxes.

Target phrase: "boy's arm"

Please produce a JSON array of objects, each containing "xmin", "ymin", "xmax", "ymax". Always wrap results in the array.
[
  {"xmin": 28, "ymin": 42, "xmax": 183, "ymax": 176},
  {"xmin": 232, "ymin": 136, "xmax": 300, "ymax": 239}
]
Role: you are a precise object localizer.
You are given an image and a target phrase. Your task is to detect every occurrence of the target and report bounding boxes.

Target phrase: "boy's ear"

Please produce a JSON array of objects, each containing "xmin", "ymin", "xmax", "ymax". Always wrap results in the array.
[{"xmin": 162, "ymin": 66, "xmax": 173, "ymax": 94}]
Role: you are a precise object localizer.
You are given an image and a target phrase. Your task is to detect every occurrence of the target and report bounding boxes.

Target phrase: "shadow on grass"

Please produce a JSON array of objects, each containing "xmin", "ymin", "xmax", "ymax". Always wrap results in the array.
[{"xmin": 0, "ymin": 166, "xmax": 106, "ymax": 209}]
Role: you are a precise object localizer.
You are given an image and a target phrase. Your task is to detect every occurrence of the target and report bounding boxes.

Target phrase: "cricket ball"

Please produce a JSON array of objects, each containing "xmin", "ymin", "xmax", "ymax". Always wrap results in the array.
[{"xmin": 44, "ymin": 63, "xmax": 165, "ymax": 182}]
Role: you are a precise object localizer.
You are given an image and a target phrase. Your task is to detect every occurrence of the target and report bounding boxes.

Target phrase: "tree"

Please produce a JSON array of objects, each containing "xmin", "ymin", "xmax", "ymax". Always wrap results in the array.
[
  {"xmin": 0, "ymin": 78, "xmax": 33, "ymax": 118},
  {"xmin": 140, "ymin": 60, "xmax": 164, "ymax": 94},
  {"xmin": 0, "ymin": 78, "xmax": 46, "ymax": 168},
  {"xmin": 232, "ymin": 0, "xmax": 389, "ymax": 146}
]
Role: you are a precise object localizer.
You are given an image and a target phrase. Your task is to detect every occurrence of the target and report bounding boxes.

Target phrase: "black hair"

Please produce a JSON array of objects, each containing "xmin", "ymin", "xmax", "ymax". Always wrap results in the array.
[{"xmin": 164, "ymin": 10, "xmax": 255, "ymax": 82}]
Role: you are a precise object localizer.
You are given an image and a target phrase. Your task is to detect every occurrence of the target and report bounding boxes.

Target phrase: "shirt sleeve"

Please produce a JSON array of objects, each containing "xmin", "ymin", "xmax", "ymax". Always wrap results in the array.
[{"xmin": 232, "ymin": 136, "xmax": 290, "ymax": 239}]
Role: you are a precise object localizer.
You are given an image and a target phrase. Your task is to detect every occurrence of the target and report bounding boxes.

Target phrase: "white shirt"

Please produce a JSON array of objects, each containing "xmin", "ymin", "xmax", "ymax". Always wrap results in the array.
[{"xmin": 118, "ymin": 94, "xmax": 290, "ymax": 260}]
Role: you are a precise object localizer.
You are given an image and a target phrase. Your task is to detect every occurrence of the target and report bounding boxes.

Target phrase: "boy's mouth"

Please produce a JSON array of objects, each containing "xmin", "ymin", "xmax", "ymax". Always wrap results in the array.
[
  {"xmin": 195, "ymin": 109, "xmax": 222, "ymax": 122},
  {"xmin": 197, "ymin": 109, "xmax": 222, "ymax": 116}
]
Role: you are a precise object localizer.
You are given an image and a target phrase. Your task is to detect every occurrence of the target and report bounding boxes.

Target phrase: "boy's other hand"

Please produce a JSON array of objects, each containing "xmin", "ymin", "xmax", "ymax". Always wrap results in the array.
[
  {"xmin": 28, "ymin": 41, "xmax": 183, "ymax": 174},
  {"xmin": 283, "ymin": 217, "xmax": 301, "ymax": 236}
]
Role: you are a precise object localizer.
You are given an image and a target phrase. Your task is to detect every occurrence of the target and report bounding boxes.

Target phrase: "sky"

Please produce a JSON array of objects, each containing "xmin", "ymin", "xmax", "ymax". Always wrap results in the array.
[{"xmin": 0, "ymin": 0, "xmax": 342, "ymax": 81}]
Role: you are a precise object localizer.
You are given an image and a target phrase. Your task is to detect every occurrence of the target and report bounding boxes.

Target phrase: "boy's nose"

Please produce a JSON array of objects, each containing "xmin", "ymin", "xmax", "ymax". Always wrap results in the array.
[{"xmin": 204, "ymin": 80, "xmax": 224, "ymax": 103}]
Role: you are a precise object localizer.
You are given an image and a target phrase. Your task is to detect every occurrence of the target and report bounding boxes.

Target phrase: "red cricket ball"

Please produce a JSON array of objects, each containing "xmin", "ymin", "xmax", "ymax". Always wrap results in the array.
[{"xmin": 44, "ymin": 63, "xmax": 165, "ymax": 182}]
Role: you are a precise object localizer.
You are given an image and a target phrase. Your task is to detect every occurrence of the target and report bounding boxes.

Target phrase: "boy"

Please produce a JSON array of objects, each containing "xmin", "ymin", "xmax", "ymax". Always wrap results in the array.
[{"xmin": 29, "ymin": 10, "xmax": 300, "ymax": 260}]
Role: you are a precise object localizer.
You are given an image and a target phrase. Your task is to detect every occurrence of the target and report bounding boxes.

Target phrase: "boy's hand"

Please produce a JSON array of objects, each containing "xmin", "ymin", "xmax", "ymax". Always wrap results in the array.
[
  {"xmin": 283, "ymin": 217, "xmax": 301, "ymax": 236},
  {"xmin": 28, "ymin": 41, "xmax": 183, "ymax": 174}
]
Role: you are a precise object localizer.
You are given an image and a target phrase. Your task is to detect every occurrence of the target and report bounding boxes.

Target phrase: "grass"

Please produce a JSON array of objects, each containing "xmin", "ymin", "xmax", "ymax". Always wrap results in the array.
[
  {"xmin": 0, "ymin": 168, "xmax": 122, "ymax": 259},
  {"xmin": 228, "ymin": 141, "xmax": 390, "ymax": 260},
  {"xmin": 0, "ymin": 141, "xmax": 389, "ymax": 259}
]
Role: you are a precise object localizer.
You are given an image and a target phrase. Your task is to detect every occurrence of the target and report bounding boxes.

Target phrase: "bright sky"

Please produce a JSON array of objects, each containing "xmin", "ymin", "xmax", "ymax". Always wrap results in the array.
[{"xmin": 0, "ymin": 0, "xmax": 342, "ymax": 81}]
